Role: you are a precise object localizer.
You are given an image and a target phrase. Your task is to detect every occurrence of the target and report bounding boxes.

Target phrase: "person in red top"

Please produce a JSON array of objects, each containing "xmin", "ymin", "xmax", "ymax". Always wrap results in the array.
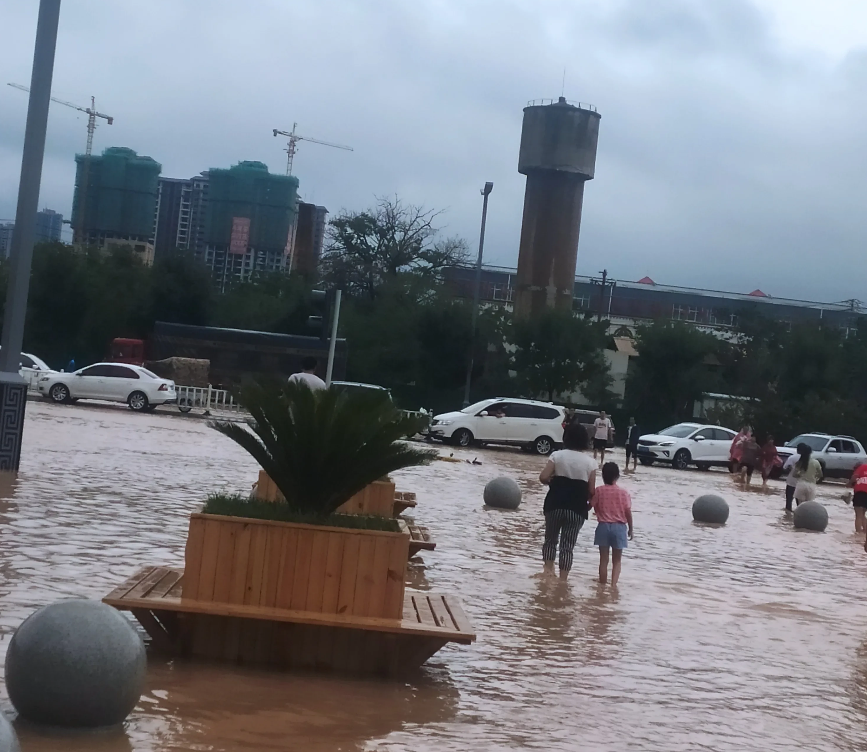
[
  {"xmin": 847, "ymin": 462, "xmax": 867, "ymax": 535},
  {"xmin": 590, "ymin": 462, "xmax": 634, "ymax": 586}
]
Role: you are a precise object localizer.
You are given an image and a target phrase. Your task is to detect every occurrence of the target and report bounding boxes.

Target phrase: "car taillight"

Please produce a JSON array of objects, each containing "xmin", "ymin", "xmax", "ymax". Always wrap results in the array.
[{"xmin": 158, "ymin": 384, "xmax": 168, "ymax": 391}]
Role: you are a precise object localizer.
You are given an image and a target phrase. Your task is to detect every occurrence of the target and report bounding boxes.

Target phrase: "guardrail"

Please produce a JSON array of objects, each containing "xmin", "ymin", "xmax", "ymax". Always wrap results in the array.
[
  {"xmin": 526, "ymin": 98, "xmax": 597, "ymax": 112},
  {"xmin": 176, "ymin": 385, "xmax": 245, "ymax": 415}
]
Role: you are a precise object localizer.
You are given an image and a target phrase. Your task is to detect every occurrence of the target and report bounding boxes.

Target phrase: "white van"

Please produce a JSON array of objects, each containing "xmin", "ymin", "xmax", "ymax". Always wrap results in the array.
[{"xmin": 428, "ymin": 398, "xmax": 565, "ymax": 455}]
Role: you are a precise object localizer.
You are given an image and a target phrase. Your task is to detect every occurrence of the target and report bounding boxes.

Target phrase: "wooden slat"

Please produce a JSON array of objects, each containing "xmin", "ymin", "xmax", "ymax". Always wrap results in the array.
[
  {"xmin": 260, "ymin": 526, "xmax": 284, "ymax": 608},
  {"xmin": 428, "ymin": 595, "xmax": 455, "ymax": 631},
  {"xmin": 126, "ymin": 567, "xmax": 171, "ymax": 601},
  {"xmin": 336, "ymin": 534, "xmax": 360, "ymax": 616},
  {"xmin": 229, "ymin": 523, "xmax": 253, "ymax": 604},
  {"xmin": 149, "ymin": 569, "xmax": 183, "ymax": 600},
  {"xmin": 304, "ymin": 531, "xmax": 329, "ymax": 612},
  {"xmin": 244, "ymin": 524, "xmax": 268, "ymax": 606},
  {"xmin": 183, "ymin": 519, "xmax": 206, "ymax": 600},
  {"xmin": 289, "ymin": 528, "xmax": 314, "ymax": 611},
  {"xmin": 196, "ymin": 520, "xmax": 223, "ymax": 601},
  {"xmin": 412, "ymin": 594, "xmax": 438, "ymax": 629},
  {"xmin": 367, "ymin": 536, "xmax": 391, "ymax": 618},
  {"xmin": 321, "ymin": 532, "xmax": 344, "ymax": 614},
  {"xmin": 274, "ymin": 528, "xmax": 298, "ymax": 609},
  {"xmin": 167, "ymin": 574, "xmax": 185, "ymax": 599},
  {"xmin": 212, "ymin": 521, "xmax": 237, "ymax": 602},
  {"xmin": 383, "ymin": 535, "xmax": 408, "ymax": 619},
  {"xmin": 402, "ymin": 595, "xmax": 418, "ymax": 622},
  {"xmin": 104, "ymin": 567, "xmax": 154, "ymax": 601},
  {"xmin": 353, "ymin": 536, "xmax": 376, "ymax": 616},
  {"xmin": 443, "ymin": 595, "xmax": 475, "ymax": 637}
]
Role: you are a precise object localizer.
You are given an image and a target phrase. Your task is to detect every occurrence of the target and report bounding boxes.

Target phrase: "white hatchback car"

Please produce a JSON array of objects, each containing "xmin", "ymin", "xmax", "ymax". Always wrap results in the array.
[
  {"xmin": 637, "ymin": 422, "xmax": 738, "ymax": 470},
  {"xmin": 428, "ymin": 398, "xmax": 565, "ymax": 455},
  {"xmin": 777, "ymin": 433, "xmax": 867, "ymax": 480},
  {"xmin": 38, "ymin": 363, "xmax": 177, "ymax": 412}
]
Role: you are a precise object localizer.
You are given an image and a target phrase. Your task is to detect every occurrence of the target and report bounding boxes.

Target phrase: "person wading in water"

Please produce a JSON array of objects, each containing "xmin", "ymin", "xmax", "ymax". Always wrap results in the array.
[{"xmin": 539, "ymin": 424, "xmax": 597, "ymax": 579}]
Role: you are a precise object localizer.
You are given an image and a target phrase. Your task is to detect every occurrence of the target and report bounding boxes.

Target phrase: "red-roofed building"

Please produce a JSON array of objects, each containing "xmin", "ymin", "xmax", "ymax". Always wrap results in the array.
[
  {"xmin": 749, "ymin": 289, "xmax": 769, "ymax": 297},
  {"xmin": 637, "ymin": 276, "xmax": 655, "ymax": 285}
]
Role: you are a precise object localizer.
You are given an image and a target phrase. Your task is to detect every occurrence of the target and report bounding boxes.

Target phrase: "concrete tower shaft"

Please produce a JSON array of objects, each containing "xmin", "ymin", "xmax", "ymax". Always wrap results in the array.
[{"xmin": 514, "ymin": 97, "xmax": 601, "ymax": 317}]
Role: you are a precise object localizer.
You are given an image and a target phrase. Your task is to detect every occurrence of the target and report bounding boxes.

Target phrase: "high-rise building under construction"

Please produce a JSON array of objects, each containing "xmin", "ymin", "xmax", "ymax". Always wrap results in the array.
[{"xmin": 72, "ymin": 146, "xmax": 161, "ymax": 265}]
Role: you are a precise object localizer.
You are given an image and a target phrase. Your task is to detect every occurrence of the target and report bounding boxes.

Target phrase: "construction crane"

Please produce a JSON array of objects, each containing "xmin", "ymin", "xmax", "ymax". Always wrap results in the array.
[
  {"xmin": 8, "ymin": 82, "xmax": 113, "ymax": 244},
  {"xmin": 272, "ymin": 123, "xmax": 353, "ymax": 176}
]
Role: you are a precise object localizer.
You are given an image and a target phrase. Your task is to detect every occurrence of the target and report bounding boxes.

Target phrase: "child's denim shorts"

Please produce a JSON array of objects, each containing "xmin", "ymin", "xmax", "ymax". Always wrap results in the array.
[{"xmin": 594, "ymin": 521, "xmax": 628, "ymax": 549}]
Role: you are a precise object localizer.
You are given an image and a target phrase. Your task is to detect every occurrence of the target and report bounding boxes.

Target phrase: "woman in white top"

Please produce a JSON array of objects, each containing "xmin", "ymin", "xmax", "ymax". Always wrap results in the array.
[
  {"xmin": 792, "ymin": 443, "xmax": 823, "ymax": 504},
  {"xmin": 539, "ymin": 424, "xmax": 597, "ymax": 577}
]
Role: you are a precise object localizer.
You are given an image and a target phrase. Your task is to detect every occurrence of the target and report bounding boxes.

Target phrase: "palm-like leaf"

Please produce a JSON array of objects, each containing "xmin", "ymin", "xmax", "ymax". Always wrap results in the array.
[{"xmin": 211, "ymin": 382, "xmax": 435, "ymax": 516}]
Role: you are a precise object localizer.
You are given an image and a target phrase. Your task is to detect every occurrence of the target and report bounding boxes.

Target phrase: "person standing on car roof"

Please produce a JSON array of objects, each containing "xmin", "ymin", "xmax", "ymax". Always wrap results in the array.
[{"xmin": 593, "ymin": 411, "xmax": 614, "ymax": 464}]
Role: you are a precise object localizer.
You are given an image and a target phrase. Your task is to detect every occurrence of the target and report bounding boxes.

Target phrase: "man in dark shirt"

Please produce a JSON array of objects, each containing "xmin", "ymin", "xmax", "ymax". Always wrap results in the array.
[{"xmin": 625, "ymin": 417, "xmax": 640, "ymax": 471}]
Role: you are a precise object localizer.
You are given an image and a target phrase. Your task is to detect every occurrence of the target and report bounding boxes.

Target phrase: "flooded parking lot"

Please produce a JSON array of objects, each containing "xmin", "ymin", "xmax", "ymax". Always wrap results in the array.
[{"xmin": 2, "ymin": 401, "xmax": 867, "ymax": 751}]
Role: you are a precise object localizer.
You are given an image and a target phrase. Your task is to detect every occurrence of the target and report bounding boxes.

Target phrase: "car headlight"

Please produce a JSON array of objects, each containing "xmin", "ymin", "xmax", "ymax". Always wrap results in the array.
[
  {"xmin": 658, "ymin": 441, "xmax": 675, "ymax": 447},
  {"xmin": 437, "ymin": 420, "xmax": 453, "ymax": 426},
  {"xmin": 39, "ymin": 377, "xmax": 50, "ymax": 382}
]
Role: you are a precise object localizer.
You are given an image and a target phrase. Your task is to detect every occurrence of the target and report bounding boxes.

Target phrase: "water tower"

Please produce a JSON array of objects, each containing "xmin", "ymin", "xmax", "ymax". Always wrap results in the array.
[{"xmin": 514, "ymin": 97, "xmax": 601, "ymax": 318}]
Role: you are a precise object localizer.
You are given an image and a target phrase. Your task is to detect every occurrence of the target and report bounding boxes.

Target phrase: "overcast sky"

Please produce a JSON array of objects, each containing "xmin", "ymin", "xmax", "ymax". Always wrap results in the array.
[{"xmin": 1, "ymin": 0, "xmax": 865, "ymax": 302}]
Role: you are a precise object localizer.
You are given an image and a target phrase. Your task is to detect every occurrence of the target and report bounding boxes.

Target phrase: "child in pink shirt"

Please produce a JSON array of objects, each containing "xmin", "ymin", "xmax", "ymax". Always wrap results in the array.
[{"xmin": 590, "ymin": 463, "xmax": 634, "ymax": 586}]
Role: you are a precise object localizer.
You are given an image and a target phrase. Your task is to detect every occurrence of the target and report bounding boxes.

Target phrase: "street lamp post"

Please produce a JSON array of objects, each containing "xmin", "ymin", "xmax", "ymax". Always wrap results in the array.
[
  {"xmin": 462, "ymin": 182, "xmax": 493, "ymax": 407},
  {"xmin": 0, "ymin": 0, "xmax": 62, "ymax": 471}
]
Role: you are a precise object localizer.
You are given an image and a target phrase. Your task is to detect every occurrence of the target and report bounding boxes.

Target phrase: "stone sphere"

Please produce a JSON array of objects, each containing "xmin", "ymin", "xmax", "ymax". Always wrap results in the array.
[
  {"xmin": 483, "ymin": 476, "xmax": 522, "ymax": 509},
  {"xmin": 0, "ymin": 713, "xmax": 20, "ymax": 752},
  {"xmin": 692, "ymin": 494, "xmax": 729, "ymax": 524},
  {"xmin": 794, "ymin": 500, "xmax": 829, "ymax": 532},
  {"xmin": 6, "ymin": 599, "xmax": 146, "ymax": 728}
]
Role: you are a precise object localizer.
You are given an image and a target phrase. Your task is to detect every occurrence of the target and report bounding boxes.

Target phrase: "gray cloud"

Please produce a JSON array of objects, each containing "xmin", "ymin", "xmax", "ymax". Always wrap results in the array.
[{"xmin": 1, "ymin": 0, "xmax": 865, "ymax": 301}]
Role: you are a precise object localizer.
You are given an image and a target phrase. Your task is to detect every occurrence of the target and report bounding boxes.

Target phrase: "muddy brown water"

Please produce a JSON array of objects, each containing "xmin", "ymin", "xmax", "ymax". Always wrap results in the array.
[{"xmin": 2, "ymin": 401, "xmax": 867, "ymax": 751}]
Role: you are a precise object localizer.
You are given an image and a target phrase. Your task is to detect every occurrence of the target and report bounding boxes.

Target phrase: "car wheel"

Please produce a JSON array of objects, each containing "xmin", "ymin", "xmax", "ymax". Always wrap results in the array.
[
  {"xmin": 672, "ymin": 449, "xmax": 691, "ymax": 470},
  {"xmin": 639, "ymin": 458, "xmax": 654, "ymax": 466},
  {"xmin": 128, "ymin": 391, "xmax": 149, "ymax": 412},
  {"xmin": 178, "ymin": 400, "xmax": 192, "ymax": 414},
  {"xmin": 817, "ymin": 462, "xmax": 826, "ymax": 483},
  {"xmin": 452, "ymin": 428, "xmax": 473, "ymax": 447},
  {"xmin": 49, "ymin": 383, "xmax": 70, "ymax": 404},
  {"xmin": 697, "ymin": 462, "xmax": 710, "ymax": 472},
  {"xmin": 533, "ymin": 436, "xmax": 555, "ymax": 456}
]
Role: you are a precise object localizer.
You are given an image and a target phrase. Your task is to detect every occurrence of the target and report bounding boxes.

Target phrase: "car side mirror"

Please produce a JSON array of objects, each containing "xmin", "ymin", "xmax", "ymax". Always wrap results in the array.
[
  {"xmin": 479, "ymin": 411, "xmax": 489, "ymax": 417},
  {"xmin": 694, "ymin": 436, "xmax": 705, "ymax": 442},
  {"xmin": 828, "ymin": 447, "xmax": 838, "ymax": 453}
]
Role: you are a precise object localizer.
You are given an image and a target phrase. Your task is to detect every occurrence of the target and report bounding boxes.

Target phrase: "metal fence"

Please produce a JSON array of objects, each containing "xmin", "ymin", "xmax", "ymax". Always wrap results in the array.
[{"xmin": 176, "ymin": 385, "xmax": 245, "ymax": 416}]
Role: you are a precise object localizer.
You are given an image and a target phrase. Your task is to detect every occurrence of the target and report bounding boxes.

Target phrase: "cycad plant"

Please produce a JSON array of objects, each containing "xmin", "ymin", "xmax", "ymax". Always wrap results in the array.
[{"xmin": 211, "ymin": 382, "xmax": 435, "ymax": 517}]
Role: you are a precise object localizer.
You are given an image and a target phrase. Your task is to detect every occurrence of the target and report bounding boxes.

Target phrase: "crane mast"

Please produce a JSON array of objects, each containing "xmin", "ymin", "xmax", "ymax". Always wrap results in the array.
[
  {"xmin": 272, "ymin": 123, "xmax": 353, "ymax": 176},
  {"xmin": 7, "ymin": 83, "xmax": 113, "ymax": 244}
]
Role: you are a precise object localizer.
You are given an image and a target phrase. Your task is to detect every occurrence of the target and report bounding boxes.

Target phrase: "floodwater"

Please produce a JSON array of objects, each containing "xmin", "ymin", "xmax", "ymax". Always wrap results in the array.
[{"xmin": 2, "ymin": 402, "xmax": 867, "ymax": 751}]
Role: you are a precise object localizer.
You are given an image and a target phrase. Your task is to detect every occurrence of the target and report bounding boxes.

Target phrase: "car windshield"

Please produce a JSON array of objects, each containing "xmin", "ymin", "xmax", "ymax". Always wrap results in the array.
[
  {"xmin": 461, "ymin": 399, "xmax": 497, "ymax": 414},
  {"xmin": 785, "ymin": 435, "xmax": 829, "ymax": 451},
  {"xmin": 658, "ymin": 424, "xmax": 700, "ymax": 438}
]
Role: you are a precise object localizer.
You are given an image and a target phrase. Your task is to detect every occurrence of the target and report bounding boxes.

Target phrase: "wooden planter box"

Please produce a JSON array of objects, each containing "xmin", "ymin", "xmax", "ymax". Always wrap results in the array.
[
  {"xmin": 183, "ymin": 511, "xmax": 409, "ymax": 620},
  {"xmin": 256, "ymin": 471, "xmax": 396, "ymax": 517}
]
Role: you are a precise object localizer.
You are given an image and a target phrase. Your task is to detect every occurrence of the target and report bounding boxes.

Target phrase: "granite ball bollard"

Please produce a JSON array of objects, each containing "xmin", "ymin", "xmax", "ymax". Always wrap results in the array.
[
  {"xmin": 483, "ymin": 477, "xmax": 522, "ymax": 509},
  {"xmin": 0, "ymin": 713, "xmax": 20, "ymax": 752},
  {"xmin": 5, "ymin": 599, "xmax": 146, "ymax": 728},
  {"xmin": 793, "ymin": 500, "xmax": 829, "ymax": 532},
  {"xmin": 692, "ymin": 494, "xmax": 730, "ymax": 524}
]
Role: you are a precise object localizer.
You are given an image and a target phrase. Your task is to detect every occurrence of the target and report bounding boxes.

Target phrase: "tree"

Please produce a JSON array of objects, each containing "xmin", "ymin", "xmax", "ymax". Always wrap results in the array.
[
  {"xmin": 321, "ymin": 196, "xmax": 468, "ymax": 299},
  {"xmin": 626, "ymin": 321, "xmax": 721, "ymax": 428},
  {"xmin": 511, "ymin": 309, "xmax": 611, "ymax": 402}
]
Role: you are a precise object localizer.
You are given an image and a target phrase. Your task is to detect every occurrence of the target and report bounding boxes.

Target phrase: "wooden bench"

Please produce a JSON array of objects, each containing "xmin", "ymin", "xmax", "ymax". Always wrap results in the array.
[
  {"xmin": 402, "ymin": 521, "xmax": 436, "ymax": 557},
  {"xmin": 392, "ymin": 491, "xmax": 417, "ymax": 517},
  {"xmin": 103, "ymin": 566, "xmax": 473, "ymax": 678}
]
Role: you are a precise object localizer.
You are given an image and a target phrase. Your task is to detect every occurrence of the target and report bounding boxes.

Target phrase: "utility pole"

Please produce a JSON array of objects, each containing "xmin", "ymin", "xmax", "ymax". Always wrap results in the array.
[
  {"xmin": 0, "ymin": 0, "xmax": 62, "ymax": 471},
  {"xmin": 596, "ymin": 269, "xmax": 607, "ymax": 322},
  {"xmin": 325, "ymin": 289, "xmax": 342, "ymax": 387},
  {"xmin": 462, "ymin": 182, "xmax": 493, "ymax": 407}
]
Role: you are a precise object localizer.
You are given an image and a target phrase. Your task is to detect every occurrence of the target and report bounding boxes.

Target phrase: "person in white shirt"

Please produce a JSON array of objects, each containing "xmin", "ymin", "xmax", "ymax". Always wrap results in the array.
[
  {"xmin": 593, "ymin": 411, "xmax": 613, "ymax": 463},
  {"xmin": 288, "ymin": 356, "xmax": 326, "ymax": 391}
]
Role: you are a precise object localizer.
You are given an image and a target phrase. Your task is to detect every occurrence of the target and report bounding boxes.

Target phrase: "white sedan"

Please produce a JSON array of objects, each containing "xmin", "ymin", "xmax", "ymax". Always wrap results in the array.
[
  {"xmin": 636, "ymin": 422, "xmax": 738, "ymax": 470},
  {"xmin": 38, "ymin": 363, "xmax": 177, "ymax": 412}
]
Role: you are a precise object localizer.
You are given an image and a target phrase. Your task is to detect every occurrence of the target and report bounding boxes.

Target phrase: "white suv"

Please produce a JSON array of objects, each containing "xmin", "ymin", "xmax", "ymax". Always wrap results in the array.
[
  {"xmin": 637, "ymin": 422, "xmax": 738, "ymax": 470},
  {"xmin": 428, "ymin": 398, "xmax": 565, "ymax": 455},
  {"xmin": 777, "ymin": 433, "xmax": 867, "ymax": 479}
]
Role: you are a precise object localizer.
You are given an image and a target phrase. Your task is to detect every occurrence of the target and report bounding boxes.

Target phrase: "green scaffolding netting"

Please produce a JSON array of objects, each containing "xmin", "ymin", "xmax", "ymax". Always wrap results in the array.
[
  {"xmin": 205, "ymin": 161, "xmax": 299, "ymax": 252},
  {"xmin": 72, "ymin": 146, "xmax": 161, "ymax": 238}
]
